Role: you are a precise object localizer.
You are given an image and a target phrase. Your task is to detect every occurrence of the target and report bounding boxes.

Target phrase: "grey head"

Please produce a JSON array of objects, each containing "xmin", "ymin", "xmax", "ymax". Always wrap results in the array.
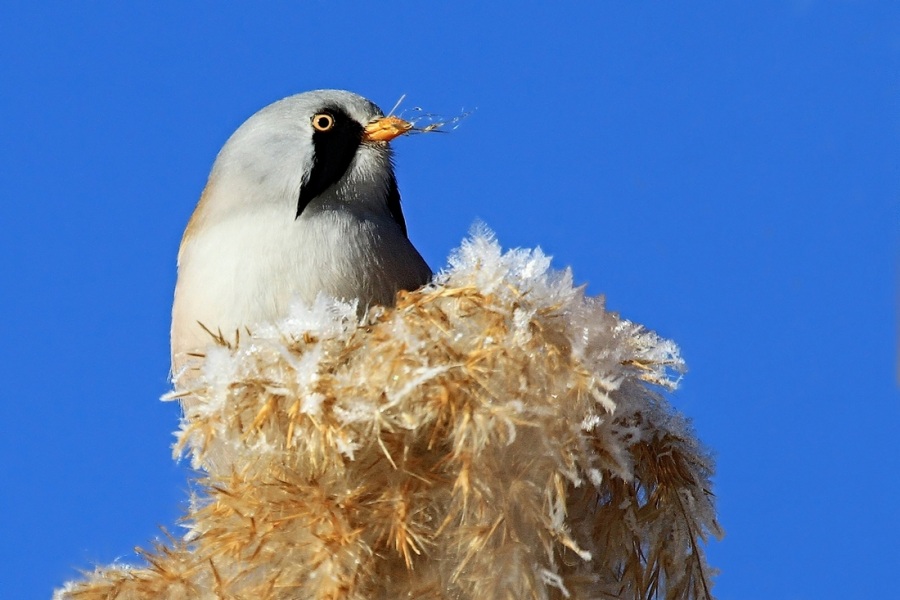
[{"xmin": 200, "ymin": 89, "xmax": 411, "ymax": 236}]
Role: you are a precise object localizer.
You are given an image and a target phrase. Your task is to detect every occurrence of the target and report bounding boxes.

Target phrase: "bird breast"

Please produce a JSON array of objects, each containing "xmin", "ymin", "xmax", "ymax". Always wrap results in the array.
[{"xmin": 171, "ymin": 204, "xmax": 430, "ymax": 369}]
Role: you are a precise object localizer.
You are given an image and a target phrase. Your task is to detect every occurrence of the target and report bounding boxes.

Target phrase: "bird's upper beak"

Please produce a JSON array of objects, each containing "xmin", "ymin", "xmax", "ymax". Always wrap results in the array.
[{"xmin": 363, "ymin": 116, "xmax": 413, "ymax": 143}]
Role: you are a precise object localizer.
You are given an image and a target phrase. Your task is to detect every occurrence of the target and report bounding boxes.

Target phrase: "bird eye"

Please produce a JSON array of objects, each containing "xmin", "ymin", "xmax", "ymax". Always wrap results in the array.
[{"xmin": 312, "ymin": 113, "xmax": 335, "ymax": 132}]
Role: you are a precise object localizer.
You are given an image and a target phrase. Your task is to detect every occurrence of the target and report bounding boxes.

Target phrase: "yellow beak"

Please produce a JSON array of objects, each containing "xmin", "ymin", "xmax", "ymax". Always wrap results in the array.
[{"xmin": 363, "ymin": 116, "xmax": 413, "ymax": 143}]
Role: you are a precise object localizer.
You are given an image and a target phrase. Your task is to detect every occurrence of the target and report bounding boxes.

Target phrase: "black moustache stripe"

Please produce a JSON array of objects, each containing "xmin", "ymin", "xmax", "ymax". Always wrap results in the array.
[{"xmin": 296, "ymin": 106, "xmax": 363, "ymax": 218}]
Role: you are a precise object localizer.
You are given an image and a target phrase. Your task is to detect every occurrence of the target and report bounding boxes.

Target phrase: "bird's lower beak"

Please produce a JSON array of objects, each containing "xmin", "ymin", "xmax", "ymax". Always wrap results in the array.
[{"xmin": 363, "ymin": 116, "xmax": 413, "ymax": 143}]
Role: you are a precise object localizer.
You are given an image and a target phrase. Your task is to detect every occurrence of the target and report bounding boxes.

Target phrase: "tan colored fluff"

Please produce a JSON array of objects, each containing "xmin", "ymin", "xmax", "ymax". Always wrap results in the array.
[{"xmin": 56, "ymin": 229, "xmax": 721, "ymax": 600}]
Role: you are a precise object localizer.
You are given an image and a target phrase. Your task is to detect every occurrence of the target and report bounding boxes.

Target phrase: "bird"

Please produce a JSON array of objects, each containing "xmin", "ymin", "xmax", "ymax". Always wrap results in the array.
[{"xmin": 171, "ymin": 90, "xmax": 433, "ymax": 373}]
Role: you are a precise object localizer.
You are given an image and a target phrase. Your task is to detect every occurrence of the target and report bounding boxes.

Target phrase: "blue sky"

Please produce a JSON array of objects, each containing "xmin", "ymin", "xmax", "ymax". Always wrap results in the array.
[{"xmin": 1, "ymin": 2, "xmax": 897, "ymax": 598}]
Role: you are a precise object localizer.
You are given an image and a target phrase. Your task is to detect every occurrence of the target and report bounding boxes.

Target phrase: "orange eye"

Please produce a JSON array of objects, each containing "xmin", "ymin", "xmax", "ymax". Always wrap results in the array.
[{"xmin": 311, "ymin": 113, "xmax": 335, "ymax": 132}]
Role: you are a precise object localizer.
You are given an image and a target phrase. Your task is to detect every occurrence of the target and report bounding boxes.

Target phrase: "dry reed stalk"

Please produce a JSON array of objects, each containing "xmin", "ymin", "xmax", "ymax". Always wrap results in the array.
[{"xmin": 56, "ymin": 230, "xmax": 721, "ymax": 600}]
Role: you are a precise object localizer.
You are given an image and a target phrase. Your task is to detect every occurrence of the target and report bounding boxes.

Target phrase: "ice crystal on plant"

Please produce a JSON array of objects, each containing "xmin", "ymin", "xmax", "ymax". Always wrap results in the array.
[{"xmin": 57, "ymin": 227, "xmax": 721, "ymax": 600}]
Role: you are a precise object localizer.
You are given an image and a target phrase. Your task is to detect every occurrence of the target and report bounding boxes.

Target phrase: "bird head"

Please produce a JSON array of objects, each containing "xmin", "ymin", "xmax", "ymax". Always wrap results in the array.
[{"xmin": 196, "ymin": 90, "xmax": 413, "ymax": 231}]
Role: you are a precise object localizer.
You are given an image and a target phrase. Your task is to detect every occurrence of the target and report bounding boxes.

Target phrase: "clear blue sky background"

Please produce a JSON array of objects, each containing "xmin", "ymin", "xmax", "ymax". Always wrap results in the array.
[{"xmin": 1, "ymin": 2, "xmax": 897, "ymax": 598}]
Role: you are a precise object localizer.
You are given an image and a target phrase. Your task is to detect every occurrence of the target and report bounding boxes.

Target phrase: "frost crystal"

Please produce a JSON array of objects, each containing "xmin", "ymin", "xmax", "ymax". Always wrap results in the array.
[{"xmin": 57, "ymin": 227, "xmax": 721, "ymax": 600}]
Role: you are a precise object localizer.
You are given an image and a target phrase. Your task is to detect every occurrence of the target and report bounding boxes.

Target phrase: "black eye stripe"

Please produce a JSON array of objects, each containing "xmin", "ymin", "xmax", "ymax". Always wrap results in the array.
[{"xmin": 296, "ymin": 107, "xmax": 365, "ymax": 218}]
